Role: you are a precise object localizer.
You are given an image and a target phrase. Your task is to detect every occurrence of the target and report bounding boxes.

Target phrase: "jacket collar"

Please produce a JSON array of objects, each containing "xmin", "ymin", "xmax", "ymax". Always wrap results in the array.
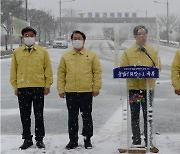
[
  {"xmin": 22, "ymin": 44, "xmax": 37, "ymax": 51},
  {"xmin": 134, "ymin": 43, "xmax": 147, "ymax": 52},
  {"xmin": 72, "ymin": 47, "xmax": 85, "ymax": 55}
]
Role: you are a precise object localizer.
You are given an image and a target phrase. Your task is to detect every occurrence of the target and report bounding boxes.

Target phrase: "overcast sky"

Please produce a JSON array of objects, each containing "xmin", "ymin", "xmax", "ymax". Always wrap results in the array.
[{"xmin": 28, "ymin": 0, "xmax": 180, "ymax": 18}]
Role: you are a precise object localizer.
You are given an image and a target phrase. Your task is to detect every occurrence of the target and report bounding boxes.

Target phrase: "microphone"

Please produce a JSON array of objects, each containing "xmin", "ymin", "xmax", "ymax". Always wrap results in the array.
[
  {"xmin": 139, "ymin": 47, "xmax": 156, "ymax": 67},
  {"xmin": 139, "ymin": 46, "xmax": 146, "ymax": 53}
]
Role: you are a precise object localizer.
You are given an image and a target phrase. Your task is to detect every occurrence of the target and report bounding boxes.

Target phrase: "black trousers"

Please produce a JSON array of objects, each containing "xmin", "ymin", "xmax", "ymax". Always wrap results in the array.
[
  {"xmin": 66, "ymin": 92, "xmax": 93, "ymax": 142},
  {"xmin": 18, "ymin": 87, "xmax": 45, "ymax": 141},
  {"xmin": 129, "ymin": 90, "xmax": 147, "ymax": 144},
  {"xmin": 129, "ymin": 90, "xmax": 154, "ymax": 144}
]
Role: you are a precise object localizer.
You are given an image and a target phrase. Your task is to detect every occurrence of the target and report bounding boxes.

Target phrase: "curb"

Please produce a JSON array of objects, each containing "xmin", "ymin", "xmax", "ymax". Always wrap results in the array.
[{"xmin": 0, "ymin": 54, "xmax": 12, "ymax": 59}]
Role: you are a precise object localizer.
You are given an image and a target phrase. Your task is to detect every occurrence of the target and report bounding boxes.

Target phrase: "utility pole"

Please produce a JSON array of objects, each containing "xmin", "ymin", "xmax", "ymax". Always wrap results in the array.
[
  {"xmin": 154, "ymin": 0, "xmax": 169, "ymax": 45},
  {"xmin": 145, "ymin": 10, "xmax": 147, "ymax": 18},
  {"xmin": 59, "ymin": 0, "xmax": 62, "ymax": 36},
  {"xmin": 166, "ymin": 0, "xmax": 169, "ymax": 45},
  {"xmin": 114, "ymin": 27, "xmax": 120, "ymax": 68},
  {"xmin": 25, "ymin": 0, "xmax": 28, "ymax": 21},
  {"xmin": 59, "ymin": 0, "xmax": 75, "ymax": 37}
]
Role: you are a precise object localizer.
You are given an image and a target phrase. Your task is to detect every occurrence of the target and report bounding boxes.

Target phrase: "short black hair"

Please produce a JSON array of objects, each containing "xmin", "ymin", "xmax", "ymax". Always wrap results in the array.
[
  {"xmin": 71, "ymin": 30, "xmax": 86, "ymax": 40},
  {"xmin": 133, "ymin": 25, "xmax": 148, "ymax": 35},
  {"xmin": 21, "ymin": 26, "xmax": 37, "ymax": 36}
]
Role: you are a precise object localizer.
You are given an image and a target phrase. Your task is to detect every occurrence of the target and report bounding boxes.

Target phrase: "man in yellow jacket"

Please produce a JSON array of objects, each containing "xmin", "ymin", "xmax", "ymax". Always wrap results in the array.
[
  {"xmin": 10, "ymin": 27, "xmax": 53, "ymax": 150},
  {"xmin": 57, "ymin": 30, "xmax": 102, "ymax": 150},
  {"xmin": 171, "ymin": 49, "xmax": 180, "ymax": 95},
  {"xmin": 120, "ymin": 25, "xmax": 161, "ymax": 147}
]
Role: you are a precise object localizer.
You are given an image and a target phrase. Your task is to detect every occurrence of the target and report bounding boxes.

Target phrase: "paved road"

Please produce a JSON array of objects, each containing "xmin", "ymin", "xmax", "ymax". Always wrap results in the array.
[
  {"xmin": 1, "ymin": 40, "xmax": 121, "ymax": 135},
  {"xmin": 1, "ymin": 40, "xmax": 180, "ymax": 136}
]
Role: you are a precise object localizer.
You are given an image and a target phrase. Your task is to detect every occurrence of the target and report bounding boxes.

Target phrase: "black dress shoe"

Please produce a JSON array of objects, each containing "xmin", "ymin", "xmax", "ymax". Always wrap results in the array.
[
  {"xmin": 84, "ymin": 139, "xmax": 92, "ymax": 149},
  {"xmin": 19, "ymin": 139, "xmax": 33, "ymax": 150},
  {"xmin": 36, "ymin": 140, "xmax": 45, "ymax": 149},
  {"xmin": 66, "ymin": 141, "xmax": 78, "ymax": 150}
]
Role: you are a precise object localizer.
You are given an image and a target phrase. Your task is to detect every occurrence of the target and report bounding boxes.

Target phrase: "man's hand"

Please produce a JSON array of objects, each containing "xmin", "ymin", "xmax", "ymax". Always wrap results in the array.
[
  {"xmin": 44, "ymin": 88, "xmax": 50, "ymax": 95},
  {"xmin": 92, "ymin": 91, "xmax": 99, "ymax": 97},
  {"xmin": 14, "ymin": 89, "xmax": 18, "ymax": 96},
  {"xmin": 59, "ymin": 93, "xmax": 65, "ymax": 98},
  {"xmin": 175, "ymin": 89, "xmax": 180, "ymax": 95}
]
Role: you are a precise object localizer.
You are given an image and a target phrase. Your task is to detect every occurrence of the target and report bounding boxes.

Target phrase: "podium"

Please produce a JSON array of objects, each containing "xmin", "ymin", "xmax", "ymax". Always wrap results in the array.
[
  {"xmin": 113, "ymin": 66, "xmax": 159, "ymax": 79},
  {"xmin": 113, "ymin": 66, "xmax": 159, "ymax": 153}
]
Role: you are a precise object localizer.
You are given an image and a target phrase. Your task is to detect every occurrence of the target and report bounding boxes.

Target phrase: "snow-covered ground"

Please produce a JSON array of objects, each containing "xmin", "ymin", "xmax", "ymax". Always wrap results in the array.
[
  {"xmin": 0, "ymin": 44, "xmax": 20, "ymax": 51},
  {"xmin": 1, "ymin": 109, "xmax": 180, "ymax": 154},
  {"xmin": 1, "ymin": 40, "xmax": 180, "ymax": 154}
]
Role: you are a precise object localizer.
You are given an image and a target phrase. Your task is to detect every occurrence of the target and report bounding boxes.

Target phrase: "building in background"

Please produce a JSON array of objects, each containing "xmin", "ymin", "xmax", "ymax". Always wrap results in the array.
[
  {"xmin": 110, "ymin": 12, "xmax": 115, "ymax": 18},
  {"xmin": 95, "ymin": 12, "xmax": 100, "ymax": 18},
  {"xmin": 88, "ymin": 12, "xmax": 93, "ymax": 18},
  {"xmin": 117, "ymin": 12, "xmax": 122, "ymax": 18},
  {"xmin": 124, "ymin": 12, "xmax": 129, "ymax": 17},
  {"xmin": 103, "ymin": 12, "xmax": 107, "ymax": 18},
  {"xmin": 132, "ymin": 12, "xmax": 137, "ymax": 18}
]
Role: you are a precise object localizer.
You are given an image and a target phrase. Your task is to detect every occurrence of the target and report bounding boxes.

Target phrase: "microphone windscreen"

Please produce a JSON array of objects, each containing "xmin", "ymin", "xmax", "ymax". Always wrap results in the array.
[{"xmin": 139, "ymin": 47, "xmax": 146, "ymax": 52}]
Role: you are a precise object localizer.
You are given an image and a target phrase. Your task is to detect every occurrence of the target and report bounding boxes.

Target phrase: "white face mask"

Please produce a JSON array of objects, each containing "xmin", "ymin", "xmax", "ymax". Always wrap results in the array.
[
  {"xmin": 72, "ymin": 40, "xmax": 84, "ymax": 49},
  {"xmin": 24, "ymin": 37, "xmax": 35, "ymax": 46}
]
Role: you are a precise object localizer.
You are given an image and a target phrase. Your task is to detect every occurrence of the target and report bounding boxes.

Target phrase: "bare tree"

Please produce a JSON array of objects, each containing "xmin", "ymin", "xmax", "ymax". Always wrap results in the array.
[
  {"xmin": 156, "ymin": 14, "xmax": 179, "ymax": 41},
  {"xmin": 60, "ymin": 9, "xmax": 79, "ymax": 39},
  {"xmin": 1, "ymin": 0, "xmax": 24, "ymax": 47},
  {"xmin": 173, "ymin": 18, "xmax": 180, "ymax": 47}
]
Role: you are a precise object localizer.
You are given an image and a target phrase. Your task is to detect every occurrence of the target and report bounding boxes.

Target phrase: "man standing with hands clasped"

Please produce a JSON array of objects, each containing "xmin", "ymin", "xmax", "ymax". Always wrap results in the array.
[
  {"xmin": 57, "ymin": 30, "xmax": 102, "ymax": 150},
  {"xmin": 10, "ymin": 27, "xmax": 53, "ymax": 150}
]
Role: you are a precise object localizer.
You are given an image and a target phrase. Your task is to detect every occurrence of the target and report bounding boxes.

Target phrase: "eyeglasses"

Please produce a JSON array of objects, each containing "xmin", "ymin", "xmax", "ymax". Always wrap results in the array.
[
  {"xmin": 23, "ymin": 32, "xmax": 36, "ymax": 38},
  {"xmin": 136, "ymin": 33, "xmax": 147, "ymax": 36}
]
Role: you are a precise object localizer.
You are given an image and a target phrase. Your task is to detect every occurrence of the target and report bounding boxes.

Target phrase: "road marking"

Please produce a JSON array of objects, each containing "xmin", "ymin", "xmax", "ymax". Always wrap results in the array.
[
  {"xmin": 97, "ymin": 96, "xmax": 176, "ymax": 136},
  {"xmin": 0, "ymin": 108, "xmax": 62, "ymax": 116},
  {"xmin": 156, "ymin": 80, "xmax": 171, "ymax": 83},
  {"xmin": 97, "ymin": 105, "xmax": 123, "ymax": 135}
]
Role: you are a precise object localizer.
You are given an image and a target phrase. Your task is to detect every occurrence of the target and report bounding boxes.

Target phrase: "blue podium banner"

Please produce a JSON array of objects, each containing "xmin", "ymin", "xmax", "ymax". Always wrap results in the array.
[{"xmin": 113, "ymin": 66, "xmax": 159, "ymax": 78}]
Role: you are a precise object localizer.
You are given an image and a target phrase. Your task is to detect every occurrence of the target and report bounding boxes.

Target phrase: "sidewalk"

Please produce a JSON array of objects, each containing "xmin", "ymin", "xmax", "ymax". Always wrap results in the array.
[
  {"xmin": 0, "ymin": 44, "xmax": 20, "ymax": 59},
  {"xmin": 0, "ymin": 44, "xmax": 51, "ymax": 59}
]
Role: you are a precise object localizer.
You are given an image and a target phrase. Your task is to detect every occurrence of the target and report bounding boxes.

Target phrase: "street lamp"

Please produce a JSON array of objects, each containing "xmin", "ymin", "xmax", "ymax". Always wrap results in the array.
[
  {"xmin": 154, "ymin": 0, "xmax": 169, "ymax": 45},
  {"xmin": 25, "ymin": 0, "xmax": 28, "ymax": 21},
  {"xmin": 59, "ymin": 0, "xmax": 75, "ymax": 36}
]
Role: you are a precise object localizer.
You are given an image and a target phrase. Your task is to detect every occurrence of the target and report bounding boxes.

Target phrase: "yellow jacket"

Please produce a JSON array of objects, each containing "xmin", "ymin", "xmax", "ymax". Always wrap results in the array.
[
  {"xmin": 10, "ymin": 44, "xmax": 53, "ymax": 90},
  {"xmin": 171, "ymin": 49, "xmax": 180, "ymax": 90},
  {"xmin": 120, "ymin": 44, "xmax": 161, "ymax": 90},
  {"xmin": 57, "ymin": 48, "xmax": 102, "ymax": 93}
]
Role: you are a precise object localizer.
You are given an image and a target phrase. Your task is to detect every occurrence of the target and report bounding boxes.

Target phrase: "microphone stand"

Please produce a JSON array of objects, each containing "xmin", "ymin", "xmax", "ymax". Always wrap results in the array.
[{"xmin": 139, "ymin": 47, "xmax": 156, "ymax": 67}]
